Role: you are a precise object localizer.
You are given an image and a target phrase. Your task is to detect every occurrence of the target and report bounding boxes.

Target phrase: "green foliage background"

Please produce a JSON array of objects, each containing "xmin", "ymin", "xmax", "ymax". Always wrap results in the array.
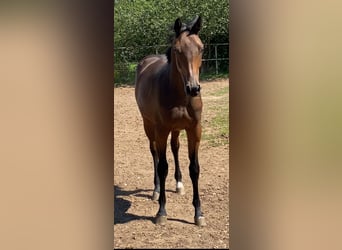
[
  {"xmin": 114, "ymin": 0, "xmax": 229, "ymax": 85},
  {"xmin": 114, "ymin": 0, "xmax": 229, "ymax": 47}
]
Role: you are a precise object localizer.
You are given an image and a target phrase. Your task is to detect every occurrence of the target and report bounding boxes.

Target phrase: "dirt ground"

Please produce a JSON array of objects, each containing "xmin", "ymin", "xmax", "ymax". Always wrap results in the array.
[{"xmin": 114, "ymin": 79, "xmax": 229, "ymax": 249}]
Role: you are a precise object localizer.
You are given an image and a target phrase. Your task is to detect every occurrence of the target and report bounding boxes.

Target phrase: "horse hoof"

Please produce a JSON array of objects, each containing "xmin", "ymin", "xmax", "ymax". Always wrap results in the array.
[
  {"xmin": 195, "ymin": 216, "xmax": 206, "ymax": 227},
  {"xmin": 152, "ymin": 191, "xmax": 160, "ymax": 201},
  {"xmin": 155, "ymin": 215, "xmax": 167, "ymax": 225},
  {"xmin": 176, "ymin": 186, "xmax": 185, "ymax": 195}
]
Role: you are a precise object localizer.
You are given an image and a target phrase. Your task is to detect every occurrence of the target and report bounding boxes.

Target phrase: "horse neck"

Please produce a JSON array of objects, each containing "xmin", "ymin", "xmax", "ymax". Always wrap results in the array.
[{"xmin": 168, "ymin": 60, "xmax": 187, "ymax": 101}]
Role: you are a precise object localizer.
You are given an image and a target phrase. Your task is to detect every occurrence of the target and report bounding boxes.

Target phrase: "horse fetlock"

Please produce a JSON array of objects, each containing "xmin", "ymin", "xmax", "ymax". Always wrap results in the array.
[
  {"xmin": 176, "ymin": 182, "xmax": 185, "ymax": 195},
  {"xmin": 152, "ymin": 191, "xmax": 160, "ymax": 201}
]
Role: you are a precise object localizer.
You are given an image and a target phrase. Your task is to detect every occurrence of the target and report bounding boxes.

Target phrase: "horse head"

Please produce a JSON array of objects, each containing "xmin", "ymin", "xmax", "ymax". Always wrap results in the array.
[{"xmin": 172, "ymin": 16, "xmax": 204, "ymax": 97}]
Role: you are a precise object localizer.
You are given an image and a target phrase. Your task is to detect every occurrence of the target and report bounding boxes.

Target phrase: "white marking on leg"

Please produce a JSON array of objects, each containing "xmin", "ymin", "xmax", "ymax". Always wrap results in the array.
[{"xmin": 176, "ymin": 181, "xmax": 185, "ymax": 195}]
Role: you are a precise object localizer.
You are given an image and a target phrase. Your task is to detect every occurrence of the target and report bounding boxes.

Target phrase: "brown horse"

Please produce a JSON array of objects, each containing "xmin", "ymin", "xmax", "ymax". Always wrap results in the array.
[{"xmin": 135, "ymin": 16, "xmax": 205, "ymax": 226}]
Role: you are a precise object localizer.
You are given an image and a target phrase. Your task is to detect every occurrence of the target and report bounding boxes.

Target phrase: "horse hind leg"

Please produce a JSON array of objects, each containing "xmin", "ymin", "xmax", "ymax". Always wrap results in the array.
[
  {"xmin": 143, "ymin": 122, "xmax": 160, "ymax": 201},
  {"xmin": 155, "ymin": 128, "xmax": 170, "ymax": 225},
  {"xmin": 150, "ymin": 141, "xmax": 160, "ymax": 201},
  {"xmin": 171, "ymin": 130, "xmax": 185, "ymax": 195}
]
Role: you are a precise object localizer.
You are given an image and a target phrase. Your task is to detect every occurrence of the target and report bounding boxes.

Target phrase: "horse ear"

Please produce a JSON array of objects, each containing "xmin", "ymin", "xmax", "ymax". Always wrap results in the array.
[
  {"xmin": 190, "ymin": 15, "xmax": 202, "ymax": 34},
  {"xmin": 174, "ymin": 18, "xmax": 182, "ymax": 37}
]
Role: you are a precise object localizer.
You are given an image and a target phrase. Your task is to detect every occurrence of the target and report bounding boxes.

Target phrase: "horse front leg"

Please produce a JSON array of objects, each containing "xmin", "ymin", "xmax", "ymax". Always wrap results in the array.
[
  {"xmin": 186, "ymin": 124, "xmax": 206, "ymax": 226},
  {"xmin": 155, "ymin": 128, "xmax": 170, "ymax": 225},
  {"xmin": 171, "ymin": 130, "xmax": 185, "ymax": 195}
]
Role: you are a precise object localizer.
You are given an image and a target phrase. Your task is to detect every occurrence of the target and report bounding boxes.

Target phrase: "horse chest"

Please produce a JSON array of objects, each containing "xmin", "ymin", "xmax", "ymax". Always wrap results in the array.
[{"xmin": 166, "ymin": 106, "xmax": 193, "ymax": 128}]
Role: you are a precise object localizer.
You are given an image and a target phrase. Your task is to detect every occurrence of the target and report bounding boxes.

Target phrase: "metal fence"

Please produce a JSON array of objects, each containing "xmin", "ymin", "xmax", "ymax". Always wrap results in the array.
[
  {"xmin": 114, "ymin": 43, "xmax": 228, "ymax": 84},
  {"xmin": 202, "ymin": 43, "xmax": 229, "ymax": 74}
]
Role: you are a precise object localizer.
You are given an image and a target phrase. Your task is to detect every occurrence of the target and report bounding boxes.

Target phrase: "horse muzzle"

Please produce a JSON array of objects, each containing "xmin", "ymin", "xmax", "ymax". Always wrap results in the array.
[{"xmin": 186, "ymin": 84, "xmax": 201, "ymax": 97}]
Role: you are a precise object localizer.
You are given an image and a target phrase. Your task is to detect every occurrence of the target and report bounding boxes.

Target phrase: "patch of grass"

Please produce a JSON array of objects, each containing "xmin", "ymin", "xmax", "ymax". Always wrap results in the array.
[
  {"xmin": 200, "ymin": 71, "xmax": 229, "ymax": 82},
  {"xmin": 210, "ymin": 86, "xmax": 229, "ymax": 97},
  {"xmin": 179, "ymin": 130, "xmax": 187, "ymax": 140},
  {"xmin": 204, "ymin": 106, "xmax": 229, "ymax": 147},
  {"xmin": 203, "ymin": 86, "xmax": 229, "ymax": 147}
]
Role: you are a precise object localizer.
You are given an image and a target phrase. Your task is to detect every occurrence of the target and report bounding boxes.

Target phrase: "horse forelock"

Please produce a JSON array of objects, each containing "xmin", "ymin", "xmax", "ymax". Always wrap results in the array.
[{"xmin": 166, "ymin": 29, "xmax": 198, "ymax": 64}]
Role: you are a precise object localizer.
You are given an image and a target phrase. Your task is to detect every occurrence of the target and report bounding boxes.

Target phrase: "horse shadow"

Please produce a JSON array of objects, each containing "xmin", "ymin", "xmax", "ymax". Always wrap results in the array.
[
  {"xmin": 114, "ymin": 185, "xmax": 155, "ymax": 225},
  {"xmin": 114, "ymin": 185, "xmax": 193, "ymax": 225}
]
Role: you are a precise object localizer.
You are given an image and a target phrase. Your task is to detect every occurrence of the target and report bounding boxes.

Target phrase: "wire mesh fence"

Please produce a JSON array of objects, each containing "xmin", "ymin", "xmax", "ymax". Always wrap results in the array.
[{"xmin": 114, "ymin": 43, "xmax": 228, "ymax": 85}]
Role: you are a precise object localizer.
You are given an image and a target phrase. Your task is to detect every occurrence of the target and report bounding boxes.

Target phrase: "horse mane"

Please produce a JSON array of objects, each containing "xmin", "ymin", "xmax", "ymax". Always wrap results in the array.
[{"xmin": 166, "ymin": 47, "xmax": 172, "ymax": 63}]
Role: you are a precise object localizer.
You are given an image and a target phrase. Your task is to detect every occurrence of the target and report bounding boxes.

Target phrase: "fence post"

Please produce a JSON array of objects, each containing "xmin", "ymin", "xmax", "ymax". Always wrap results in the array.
[{"xmin": 215, "ymin": 45, "xmax": 218, "ymax": 75}]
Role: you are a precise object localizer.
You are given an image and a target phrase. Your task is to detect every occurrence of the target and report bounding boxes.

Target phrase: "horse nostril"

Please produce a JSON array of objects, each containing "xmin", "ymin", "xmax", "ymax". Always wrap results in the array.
[
  {"xmin": 186, "ymin": 84, "xmax": 200, "ymax": 96},
  {"xmin": 189, "ymin": 86, "xmax": 200, "ymax": 96}
]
